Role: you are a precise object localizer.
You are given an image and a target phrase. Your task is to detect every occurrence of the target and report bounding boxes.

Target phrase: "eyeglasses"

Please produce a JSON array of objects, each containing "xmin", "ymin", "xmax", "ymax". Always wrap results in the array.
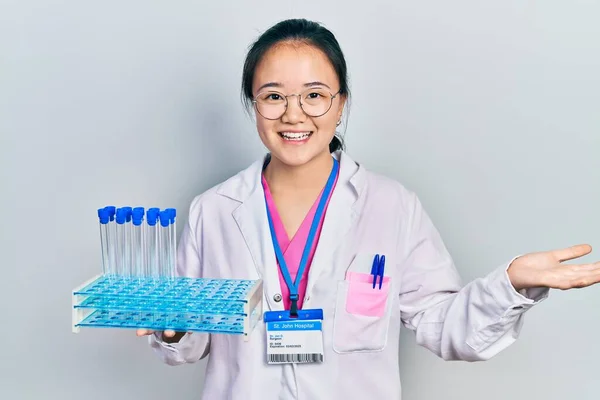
[{"xmin": 252, "ymin": 88, "xmax": 342, "ymax": 120}]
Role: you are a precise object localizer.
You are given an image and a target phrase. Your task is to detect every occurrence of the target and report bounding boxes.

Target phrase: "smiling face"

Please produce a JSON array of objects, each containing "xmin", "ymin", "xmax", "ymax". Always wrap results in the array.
[{"xmin": 252, "ymin": 42, "xmax": 345, "ymax": 167}]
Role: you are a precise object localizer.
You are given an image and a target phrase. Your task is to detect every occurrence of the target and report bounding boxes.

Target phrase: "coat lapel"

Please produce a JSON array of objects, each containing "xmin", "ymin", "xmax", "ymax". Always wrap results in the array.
[
  {"xmin": 304, "ymin": 151, "xmax": 365, "ymax": 300},
  {"xmin": 220, "ymin": 156, "xmax": 284, "ymax": 313}
]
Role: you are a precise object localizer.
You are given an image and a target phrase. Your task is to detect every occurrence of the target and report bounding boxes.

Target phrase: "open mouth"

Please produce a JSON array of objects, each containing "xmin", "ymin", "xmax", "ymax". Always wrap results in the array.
[{"xmin": 278, "ymin": 131, "xmax": 313, "ymax": 141}]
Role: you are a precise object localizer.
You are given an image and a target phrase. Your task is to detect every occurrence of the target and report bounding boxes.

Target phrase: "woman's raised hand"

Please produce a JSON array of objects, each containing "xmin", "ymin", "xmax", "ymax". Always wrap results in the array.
[{"xmin": 507, "ymin": 244, "xmax": 600, "ymax": 291}]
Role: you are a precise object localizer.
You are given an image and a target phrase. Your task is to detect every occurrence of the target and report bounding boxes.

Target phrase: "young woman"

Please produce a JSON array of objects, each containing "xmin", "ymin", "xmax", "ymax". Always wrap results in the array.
[{"xmin": 137, "ymin": 18, "xmax": 599, "ymax": 399}]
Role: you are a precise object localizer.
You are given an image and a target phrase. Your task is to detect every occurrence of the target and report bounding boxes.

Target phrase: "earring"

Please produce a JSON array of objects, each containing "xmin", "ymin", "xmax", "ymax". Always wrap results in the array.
[{"xmin": 336, "ymin": 119, "xmax": 341, "ymax": 126}]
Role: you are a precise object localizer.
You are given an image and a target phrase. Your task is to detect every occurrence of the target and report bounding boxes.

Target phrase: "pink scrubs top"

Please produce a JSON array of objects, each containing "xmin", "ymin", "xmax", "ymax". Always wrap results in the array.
[{"xmin": 261, "ymin": 171, "xmax": 338, "ymax": 310}]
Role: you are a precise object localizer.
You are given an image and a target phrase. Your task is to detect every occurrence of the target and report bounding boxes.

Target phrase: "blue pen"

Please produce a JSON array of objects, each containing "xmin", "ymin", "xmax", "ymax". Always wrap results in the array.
[
  {"xmin": 377, "ymin": 255, "xmax": 385, "ymax": 289},
  {"xmin": 371, "ymin": 254, "xmax": 380, "ymax": 289}
]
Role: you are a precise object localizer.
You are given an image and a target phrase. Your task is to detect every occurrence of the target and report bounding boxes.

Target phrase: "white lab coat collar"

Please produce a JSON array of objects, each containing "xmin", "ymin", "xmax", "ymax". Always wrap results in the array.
[
  {"xmin": 215, "ymin": 150, "xmax": 367, "ymax": 312},
  {"xmin": 215, "ymin": 150, "xmax": 365, "ymax": 203}
]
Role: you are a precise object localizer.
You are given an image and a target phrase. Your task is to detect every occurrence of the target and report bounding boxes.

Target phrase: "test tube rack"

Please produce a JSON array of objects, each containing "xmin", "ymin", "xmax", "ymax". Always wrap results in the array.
[{"xmin": 72, "ymin": 274, "xmax": 263, "ymax": 341}]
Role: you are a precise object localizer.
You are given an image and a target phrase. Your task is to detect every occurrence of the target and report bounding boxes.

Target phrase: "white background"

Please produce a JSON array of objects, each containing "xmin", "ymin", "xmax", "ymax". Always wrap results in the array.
[{"xmin": 1, "ymin": 1, "xmax": 599, "ymax": 399}]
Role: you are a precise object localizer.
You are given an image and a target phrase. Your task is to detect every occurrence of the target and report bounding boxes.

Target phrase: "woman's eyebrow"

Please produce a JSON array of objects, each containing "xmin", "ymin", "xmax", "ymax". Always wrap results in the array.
[
  {"xmin": 304, "ymin": 81, "xmax": 331, "ymax": 89},
  {"xmin": 255, "ymin": 81, "xmax": 331, "ymax": 93},
  {"xmin": 256, "ymin": 82, "xmax": 282, "ymax": 92}
]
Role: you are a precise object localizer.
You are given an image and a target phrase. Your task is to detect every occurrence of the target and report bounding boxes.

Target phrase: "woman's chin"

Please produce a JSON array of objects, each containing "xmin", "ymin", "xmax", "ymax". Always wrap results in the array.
[{"xmin": 271, "ymin": 146, "xmax": 331, "ymax": 168}]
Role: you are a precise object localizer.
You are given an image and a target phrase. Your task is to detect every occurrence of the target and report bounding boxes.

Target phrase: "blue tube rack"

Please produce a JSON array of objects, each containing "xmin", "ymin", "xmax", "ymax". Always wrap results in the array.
[{"xmin": 72, "ymin": 274, "xmax": 263, "ymax": 341}]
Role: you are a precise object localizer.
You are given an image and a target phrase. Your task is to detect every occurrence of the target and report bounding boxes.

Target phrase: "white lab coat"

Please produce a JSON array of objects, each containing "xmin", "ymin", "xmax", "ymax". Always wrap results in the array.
[{"xmin": 148, "ymin": 150, "xmax": 548, "ymax": 399}]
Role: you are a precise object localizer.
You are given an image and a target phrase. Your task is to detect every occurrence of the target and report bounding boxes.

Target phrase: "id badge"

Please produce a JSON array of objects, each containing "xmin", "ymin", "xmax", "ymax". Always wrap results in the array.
[{"xmin": 264, "ymin": 309, "xmax": 324, "ymax": 364}]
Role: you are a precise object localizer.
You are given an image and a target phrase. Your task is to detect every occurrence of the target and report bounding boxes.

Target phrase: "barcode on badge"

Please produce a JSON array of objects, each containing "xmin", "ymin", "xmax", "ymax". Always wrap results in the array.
[{"xmin": 268, "ymin": 353, "xmax": 323, "ymax": 363}]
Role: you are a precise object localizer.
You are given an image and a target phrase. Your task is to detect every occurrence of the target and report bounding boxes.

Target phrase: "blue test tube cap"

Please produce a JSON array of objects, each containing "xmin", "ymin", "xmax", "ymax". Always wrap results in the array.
[
  {"xmin": 133, "ymin": 206, "xmax": 145, "ymax": 214},
  {"xmin": 104, "ymin": 206, "xmax": 116, "ymax": 221},
  {"xmin": 166, "ymin": 208, "xmax": 176, "ymax": 223},
  {"xmin": 159, "ymin": 210, "xmax": 170, "ymax": 227},
  {"xmin": 116, "ymin": 208, "xmax": 127, "ymax": 224},
  {"xmin": 146, "ymin": 209, "xmax": 158, "ymax": 226},
  {"xmin": 122, "ymin": 206, "xmax": 133, "ymax": 222},
  {"xmin": 97, "ymin": 208, "xmax": 110, "ymax": 224},
  {"xmin": 132, "ymin": 207, "xmax": 144, "ymax": 226}
]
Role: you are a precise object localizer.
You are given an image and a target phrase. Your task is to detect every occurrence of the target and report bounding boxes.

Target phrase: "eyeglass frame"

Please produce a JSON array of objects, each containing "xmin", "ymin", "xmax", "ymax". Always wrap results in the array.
[{"xmin": 251, "ymin": 88, "xmax": 343, "ymax": 120}]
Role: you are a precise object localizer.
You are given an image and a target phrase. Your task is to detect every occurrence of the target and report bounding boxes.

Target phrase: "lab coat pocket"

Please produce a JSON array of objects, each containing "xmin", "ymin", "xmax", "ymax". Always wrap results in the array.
[
  {"xmin": 345, "ymin": 272, "xmax": 390, "ymax": 317},
  {"xmin": 332, "ymin": 272, "xmax": 393, "ymax": 353}
]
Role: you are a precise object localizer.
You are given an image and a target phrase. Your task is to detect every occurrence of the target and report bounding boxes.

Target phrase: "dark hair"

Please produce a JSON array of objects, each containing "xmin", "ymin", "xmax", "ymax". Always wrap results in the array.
[{"xmin": 241, "ymin": 18, "xmax": 350, "ymax": 153}]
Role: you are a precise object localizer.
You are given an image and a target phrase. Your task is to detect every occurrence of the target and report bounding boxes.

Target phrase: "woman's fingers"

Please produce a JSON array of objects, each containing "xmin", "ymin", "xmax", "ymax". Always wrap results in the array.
[
  {"xmin": 569, "ymin": 262, "xmax": 600, "ymax": 272},
  {"xmin": 553, "ymin": 262, "xmax": 600, "ymax": 289},
  {"xmin": 163, "ymin": 330, "xmax": 176, "ymax": 338},
  {"xmin": 567, "ymin": 269, "xmax": 600, "ymax": 289},
  {"xmin": 552, "ymin": 244, "xmax": 593, "ymax": 263},
  {"xmin": 135, "ymin": 329, "xmax": 187, "ymax": 338}
]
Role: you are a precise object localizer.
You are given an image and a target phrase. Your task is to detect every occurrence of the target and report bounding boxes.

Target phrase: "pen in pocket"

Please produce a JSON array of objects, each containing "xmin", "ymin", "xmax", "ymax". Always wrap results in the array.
[{"xmin": 370, "ymin": 254, "xmax": 385, "ymax": 289}]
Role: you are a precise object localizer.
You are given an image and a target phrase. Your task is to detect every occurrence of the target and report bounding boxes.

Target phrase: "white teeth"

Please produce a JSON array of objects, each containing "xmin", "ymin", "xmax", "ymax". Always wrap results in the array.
[{"xmin": 280, "ymin": 131, "xmax": 311, "ymax": 141}]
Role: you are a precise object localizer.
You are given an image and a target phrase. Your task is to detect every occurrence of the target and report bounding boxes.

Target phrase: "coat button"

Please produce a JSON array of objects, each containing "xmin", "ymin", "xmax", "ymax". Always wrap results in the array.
[{"xmin": 273, "ymin": 293, "xmax": 282, "ymax": 302}]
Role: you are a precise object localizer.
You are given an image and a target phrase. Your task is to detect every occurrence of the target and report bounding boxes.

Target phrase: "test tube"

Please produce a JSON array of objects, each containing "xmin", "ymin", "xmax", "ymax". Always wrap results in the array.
[
  {"xmin": 97, "ymin": 208, "xmax": 110, "ymax": 276},
  {"xmin": 122, "ymin": 206, "xmax": 133, "ymax": 278},
  {"xmin": 132, "ymin": 207, "xmax": 145, "ymax": 278},
  {"xmin": 165, "ymin": 208, "xmax": 177, "ymax": 277},
  {"xmin": 104, "ymin": 206, "xmax": 117, "ymax": 279},
  {"xmin": 159, "ymin": 211, "xmax": 171, "ymax": 279},
  {"xmin": 115, "ymin": 208, "xmax": 127, "ymax": 277},
  {"xmin": 146, "ymin": 209, "xmax": 159, "ymax": 279}
]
